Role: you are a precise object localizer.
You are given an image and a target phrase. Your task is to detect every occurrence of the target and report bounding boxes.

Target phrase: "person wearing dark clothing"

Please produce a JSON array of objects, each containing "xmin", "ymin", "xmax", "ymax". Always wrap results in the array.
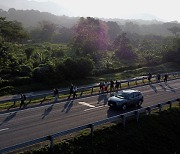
[
  {"xmin": 157, "ymin": 74, "xmax": 161, "ymax": 82},
  {"xmin": 73, "ymin": 86, "xmax": 78, "ymax": 99},
  {"xmin": 53, "ymin": 88, "xmax": 59, "ymax": 102},
  {"xmin": 115, "ymin": 80, "xmax": 120, "ymax": 90},
  {"xmin": 164, "ymin": 74, "xmax": 168, "ymax": 83},
  {"xmin": 99, "ymin": 81, "xmax": 104, "ymax": 93},
  {"xmin": 20, "ymin": 93, "xmax": 26, "ymax": 108},
  {"xmin": 68, "ymin": 84, "xmax": 74, "ymax": 99},
  {"xmin": 110, "ymin": 80, "xmax": 114, "ymax": 92},
  {"xmin": 104, "ymin": 81, "xmax": 109, "ymax": 92},
  {"xmin": 148, "ymin": 73, "xmax": 152, "ymax": 82}
]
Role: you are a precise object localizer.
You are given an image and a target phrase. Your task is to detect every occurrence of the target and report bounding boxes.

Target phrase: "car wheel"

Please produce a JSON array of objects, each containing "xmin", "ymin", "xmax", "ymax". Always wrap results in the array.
[
  {"xmin": 122, "ymin": 104, "xmax": 127, "ymax": 110},
  {"xmin": 137, "ymin": 100, "xmax": 143, "ymax": 106}
]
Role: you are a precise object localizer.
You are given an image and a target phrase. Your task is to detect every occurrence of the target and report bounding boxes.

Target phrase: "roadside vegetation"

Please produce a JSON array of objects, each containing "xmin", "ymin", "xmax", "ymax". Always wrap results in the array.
[
  {"xmin": 0, "ymin": 12, "xmax": 180, "ymax": 154},
  {"xmin": 0, "ymin": 16, "xmax": 180, "ymax": 97},
  {"xmin": 22, "ymin": 107, "xmax": 180, "ymax": 154}
]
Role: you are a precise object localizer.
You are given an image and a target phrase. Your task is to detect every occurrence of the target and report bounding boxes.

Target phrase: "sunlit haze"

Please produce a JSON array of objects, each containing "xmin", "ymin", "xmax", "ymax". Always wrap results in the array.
[
  {"xmin": 32, "ymin": 0, "xmax": 180, "ymax": 22},
  {"xmin": 1, "ymin": 0, "xmax": 180, "ymax": 22}
]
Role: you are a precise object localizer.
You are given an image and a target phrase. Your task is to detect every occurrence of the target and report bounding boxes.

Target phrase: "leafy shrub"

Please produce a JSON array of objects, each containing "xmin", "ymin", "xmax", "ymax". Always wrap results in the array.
[
  {"xmin": 20, "ymin": 65, "xmax": 32, "ymax": 76},
  {"xmin": 32, "ymin": 64, "xmax": 55, "ymax": 82},
  {"xmin": 63, "ymin": 57, "xmax": 94, "ymax": 79}
]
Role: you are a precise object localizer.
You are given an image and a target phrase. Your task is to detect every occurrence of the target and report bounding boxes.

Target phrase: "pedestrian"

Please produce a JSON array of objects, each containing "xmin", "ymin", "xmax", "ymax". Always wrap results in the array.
[
  {"xmin": 157, "ymin": 74, "xmax": 161, "ymax": 82},
  {"xmin": 110, "ymin": 80, "xmax": 114, "ymax": 92},
  {"xmin": 68, "ymin": 84, "xmax": 74, "ymax": 99},
  {"xmin": 148, "ymin": 73, "xmax": 152, "ymax": 82},
  {"xmin": 102, "ymin": 84, "xmax": 106, "ymax": 93},
  {"xmin": 115, "ymin": 80, "xmax": 120, "ymax": 90},
  {"xmin": 104, "ymin": 81, "xmax": 109, "ymax": 92},
  {"xmin": 99, "ymin": 81, "xmax": 104, "ymax": 93},
  {"xmin": 164, "ymin": 74, "xmax": 168, "ymax": 83},
  {"xmin": 20, "ymin": 93, "xmax": 26, "ymax": 108},
  {"xmin": 73, "ymin": 85, "xmax": 78, "ymax": 99},
  {"xmin": 53, "ymin": 88, "xmax": 59, "ymax": 102}
]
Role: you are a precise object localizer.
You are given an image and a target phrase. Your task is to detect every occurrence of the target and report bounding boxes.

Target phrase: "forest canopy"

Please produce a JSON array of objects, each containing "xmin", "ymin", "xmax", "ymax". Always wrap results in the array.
[{"xmin": 0, "ymin": 9, "xmax": 180, "ymax": 95}]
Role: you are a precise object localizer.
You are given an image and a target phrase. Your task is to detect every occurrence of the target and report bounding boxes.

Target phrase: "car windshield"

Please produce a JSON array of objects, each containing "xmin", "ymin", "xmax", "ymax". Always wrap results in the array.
[{"xmin": 116, "ymin": 92, "xmax": 129, "ymax": 99}]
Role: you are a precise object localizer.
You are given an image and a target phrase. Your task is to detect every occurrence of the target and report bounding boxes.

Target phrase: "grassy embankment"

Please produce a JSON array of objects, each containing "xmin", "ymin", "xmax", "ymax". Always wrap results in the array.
[
  {"xmin": 0, "ymin": 62, "xmax": 180, "ymax": 110},
  {"xmin": 23, "ymin": 106, "xmax": 180, "ymax": 154}
]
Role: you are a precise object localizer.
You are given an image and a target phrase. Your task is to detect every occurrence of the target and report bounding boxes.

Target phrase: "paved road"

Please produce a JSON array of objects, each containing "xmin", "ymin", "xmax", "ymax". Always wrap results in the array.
[{"xmin": 0, "ymin": 79, "xmax": 180, "ymax": 149}]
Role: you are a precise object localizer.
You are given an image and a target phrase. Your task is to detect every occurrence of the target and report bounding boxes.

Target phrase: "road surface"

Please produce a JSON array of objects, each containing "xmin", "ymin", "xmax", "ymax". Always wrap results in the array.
[{"xmin": 0, "ymin": 79, "xmax": 180, "ymax": 149}]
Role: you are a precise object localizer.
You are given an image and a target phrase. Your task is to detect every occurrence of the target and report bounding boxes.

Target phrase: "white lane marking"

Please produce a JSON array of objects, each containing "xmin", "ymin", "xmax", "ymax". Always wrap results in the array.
[
  {"xmin": 84, "ymin": 105, "xmax": 108, "ymax": 111},
  {"xmin": 78, "ymin": 102, "xmax": 95, "ymax": 108},
  {"xmin": 0, "ymin": 128, "xmax": 9, "ymax": 132}
]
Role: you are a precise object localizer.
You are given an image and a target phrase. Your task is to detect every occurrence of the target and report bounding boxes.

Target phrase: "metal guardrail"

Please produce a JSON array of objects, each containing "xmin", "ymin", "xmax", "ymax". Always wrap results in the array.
[
  {"xmin": 0, "ymin": 98, "xmax": 180, "ymax": 153},
  {"xmin": 0, "ymin": 71, "xmax": 180, "ymax": 106}
]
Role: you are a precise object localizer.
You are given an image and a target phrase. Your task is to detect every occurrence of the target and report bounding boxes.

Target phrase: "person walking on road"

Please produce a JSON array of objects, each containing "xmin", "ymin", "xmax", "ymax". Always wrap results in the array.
[
  {"xmin": 99, "ymin": 81, "xmax": 104, "ymax": 93},
  {"xmin": 115, "ymin": 80, "xmax": 120, "ymax": 90},
  {"xmin": 53, "ymin": 88, "xmax": 59, "ymax": 102},
  {"xmin": 104, "ymin": 81, "xmax": 109, "ymax": 92},
  {"xmin": 157, "ymin": 74, "xmax": 161, "ymax": 82},
  {"xmin": 110, "ymin": 80, "xmax": 114, "ymax": 92},
  {"xmin": 148, "ymin": 73, "xmax": 152, "ymax": 83},
  {"xmin": 20, "ymin": 93, "xmax": 26, "ymax": 108},
  {"xmin": 68, "ymin": 84, "xmax": 74, "ymax": 99},
  {"xmin": 164, "ymin": 74, "xmax": 168, "ymax": 83},
  {"xmin": 73, "ymin": 85, "xmax": 78, "ymax": 99}
]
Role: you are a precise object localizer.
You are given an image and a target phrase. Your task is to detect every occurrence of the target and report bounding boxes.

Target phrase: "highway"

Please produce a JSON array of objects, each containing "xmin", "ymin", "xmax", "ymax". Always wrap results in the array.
[{"xmin": 0, "ymin": 79, "xmax": 180, "ymax": 149}]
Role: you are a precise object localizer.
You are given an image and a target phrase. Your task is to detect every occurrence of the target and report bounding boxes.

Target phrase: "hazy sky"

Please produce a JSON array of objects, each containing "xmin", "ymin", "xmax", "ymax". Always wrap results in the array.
[
  {"xmin": 32, "ymin": 0, "xmax": 180, "ymax": 21},
  {"xmin": 2, "ymin": 0, "xmax": 180, "ymax": 21}
]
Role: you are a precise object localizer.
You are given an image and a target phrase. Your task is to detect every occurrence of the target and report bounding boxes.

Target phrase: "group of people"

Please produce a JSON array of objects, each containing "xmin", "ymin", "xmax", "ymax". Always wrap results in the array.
[
  {"xmin": 148, "ymin": 73, "xmax": 168, "ymax": 83},
  {"xmin": 19, "ymin": 73, "xmax": 169, "ymax": 109},
  {"xmin": 99, "ymin": 80, "xmax": 120, "ymax": 93},
  {"xmin": 53, "ymin": 84, "xmax": 78, "ymax": 101},
  {"xmin": 68, "ymin": 84, "xmax": 78, "ymax": 99}
]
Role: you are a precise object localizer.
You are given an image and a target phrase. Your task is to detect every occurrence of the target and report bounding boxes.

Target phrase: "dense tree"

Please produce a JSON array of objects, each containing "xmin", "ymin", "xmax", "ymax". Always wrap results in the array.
[
  {"xmin": 73, "ymin": 17, "xmax": 109, "ymax": 57},
  {"xmin": 113, "ymin": 33, "xmax": 136, "ymax": 60},
  {"xmin": 168, "ymin": 26, "xmax": 180, "ymax": 36},
  {"xmin": 63, "ymin": 57, "xmax": 94, "ymax": 79},
  {"xmin": 0, "ymin": 17, "xmax": 29, "ymax": 42},
  {"xmin": 106, "ymin": 21, "xmax": 121, "ymax": 43},
  {"xmin": 53, "ymin": 27, "xmax": 74, "ymax": 43},
  {"xmin": 25, "ymin": 47, "xmax": 34, "ymax": 60},
  {"xmin": 30, "ymin": 20, "xmax": 57, "ymax": 42},
  {"xmin": 163, "ymin": 38, "xmax": 180, "ymax": 64}
]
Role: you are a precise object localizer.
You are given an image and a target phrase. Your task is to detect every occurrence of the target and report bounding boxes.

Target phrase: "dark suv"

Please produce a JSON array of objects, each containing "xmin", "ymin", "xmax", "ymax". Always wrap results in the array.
[{"xmin": 108, "ymin": 89, "xmax": 143, "ymax": 110}]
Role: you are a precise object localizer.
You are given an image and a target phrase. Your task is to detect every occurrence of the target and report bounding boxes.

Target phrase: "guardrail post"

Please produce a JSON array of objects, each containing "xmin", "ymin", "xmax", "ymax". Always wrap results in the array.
[
  {"xmin": 121, "ymin": 115, "xmax": 126, "ymax": 127},
  {"xmin": 157, "ymin": 104, "xmax": 162, "ymax": 112},
  {"xmin": 146, "ymin": 107, "xmax": 151, "ymax": 115},
  {"xmin": 91, "ymin": 88, "xmax": 93, "ymax": 95},
  {"xmin": 134, "ymin": 110, "xmax": 139, "ymax": 123},
  {"xmin": 168, "ymin": 101, "xmax": 172, "ymax": 110},
  {"xmin": 48, "ymin": 135, "xmax": 54, "ymax": 151}
]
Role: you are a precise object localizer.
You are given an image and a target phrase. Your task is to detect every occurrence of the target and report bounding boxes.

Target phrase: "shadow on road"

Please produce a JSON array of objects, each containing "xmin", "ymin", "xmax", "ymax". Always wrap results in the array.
[
  {"xmin": 165, "ymin": 83, "xmax": 176, "ymax": 93},
  {"xmin": 97, "ymin": 93, "xmax": 108, "ymax": 105},
  {"xmin": 158, "ymin": 83, "xmax": 167, "ymax": 91},
  {"xmin": 61, "ymin": 100, "xmax": 74, "ymax": 113},
  {"xmin": 149, "ymin": 84, "xmax": 157, "ymax": 93},
  {"xmin": 42, "ymin": 104, "xmax": 53, "ymax": 119},
  {"xmin": 0, "ymin": 111, "xmax": 17, "ymax": 126}
]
